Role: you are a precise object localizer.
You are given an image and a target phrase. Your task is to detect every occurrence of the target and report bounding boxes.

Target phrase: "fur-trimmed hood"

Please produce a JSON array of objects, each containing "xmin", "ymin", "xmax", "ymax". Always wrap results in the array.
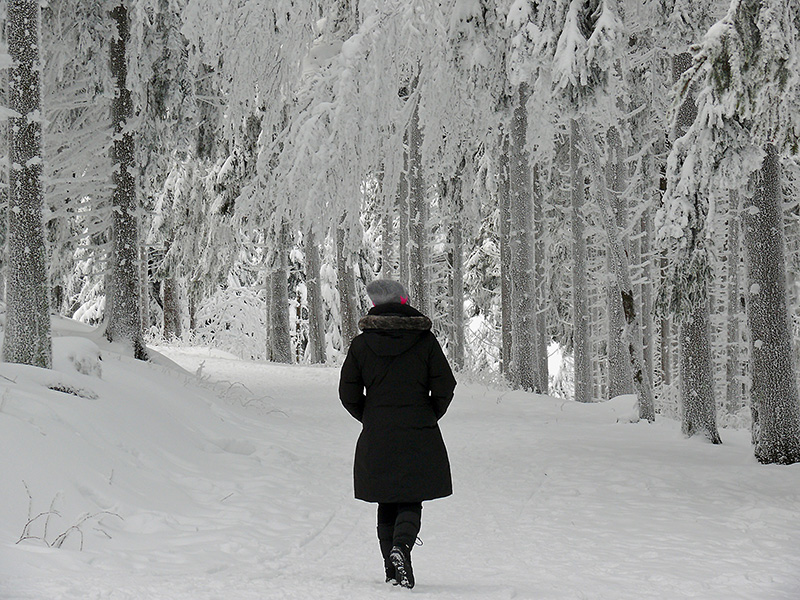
[
  {"xmin": 357, "ymin": 303, "xmax": 432, "ymax": 357},
  {"xmin": 358, "ymin": 314, "xmax": 432, "ymax": 332}
]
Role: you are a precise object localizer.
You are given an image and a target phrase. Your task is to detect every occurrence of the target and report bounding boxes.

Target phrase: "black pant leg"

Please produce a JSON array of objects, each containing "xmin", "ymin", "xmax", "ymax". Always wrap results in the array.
[{"xmin": 393, "ymin": 502, "xmax": 422, "ymax": 548}]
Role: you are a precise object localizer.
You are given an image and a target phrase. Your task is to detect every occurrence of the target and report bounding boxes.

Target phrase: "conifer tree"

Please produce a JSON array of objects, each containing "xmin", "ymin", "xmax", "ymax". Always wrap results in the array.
[{"xmin": 664, "ymin": 0, "xmax": 800, "ymax": 462}]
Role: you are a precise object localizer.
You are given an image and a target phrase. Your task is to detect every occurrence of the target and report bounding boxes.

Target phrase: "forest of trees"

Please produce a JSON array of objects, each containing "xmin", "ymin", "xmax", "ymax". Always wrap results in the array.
[{"xmin": 1, "ymin": 0, "xmax": 799, "ymax": 464}]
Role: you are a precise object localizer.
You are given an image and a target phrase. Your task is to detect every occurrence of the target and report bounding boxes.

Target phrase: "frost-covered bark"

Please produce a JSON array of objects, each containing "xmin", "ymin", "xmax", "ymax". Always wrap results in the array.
[
  {"xmin": 336, "ymin": 224, "xmax": 358, "ymax": 346},
  {"xmin": 499, "ymin": 130, "xmax": 513, "ymax": 375},
  {"xmin": 580, "ymin": 118, "xmax": 656, "ymax": 422},
  {"xmin": 162, "ymin": 274, "xmax": 181, "ymax": 340},
  {"xmin": 725, "ymin": 191, "xmax": 743, "ymax": 414},
  {"xmin": 408, "ymin": 88, "xmax": 429, "ymax": 316},
  {"xmin": 381, "ymin": 186, "xmax": 395, "ymax": 278},
  {"xmin": 270, "ymin": 223, "xmax": 292, "ymax": 364},
  {"xmin": 3, "ymin": 0, "xmax": 52, "ymax": 368},
  {"xmin": 533, "ymin": 164, "xmax": 549, "ymax": 394},
  {"xmin": 570, "ymin": 119, "xmax": 592, "ymax": 403},
  {"xmin": 679, "ymin": 300, "xmax": 721, "ymax": 442},
  {"xmin": 106, "ymin": 2, "xmax": 145, "ymax": 359},
  {"xmin": 447, "ymin": 160, "xmax": 466, "ymax": 371},
  {"xmin": 660, "ymin": 52, "xmax": 719, "ymax": 438},
  {"xmin": 509, "ymin": 84, "xmax": 538, "ymax": 392},
  {"xmin": 398, "ymin": 139, "xmax": 410, "ymax": 295},
  {"xmin": 605, "ymin": 125, "xmax": 634, "ymax": 398},
  {"xmin": 305, "ymin": 228, "xmax": 327, "ymax": 364},
  {"xmin": 744, "ymin": 146, "xmax": 800, "ymax": 464}
]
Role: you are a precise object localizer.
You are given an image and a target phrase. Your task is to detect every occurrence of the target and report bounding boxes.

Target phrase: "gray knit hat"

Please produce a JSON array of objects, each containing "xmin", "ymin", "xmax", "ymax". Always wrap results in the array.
[{"xmin": 366, "ymin": 279, "xmax": 409, "ymax": 306}]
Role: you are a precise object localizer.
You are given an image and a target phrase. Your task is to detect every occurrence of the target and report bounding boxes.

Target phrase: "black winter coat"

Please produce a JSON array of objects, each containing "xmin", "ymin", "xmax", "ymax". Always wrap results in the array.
[{"xmin": 339, "ymin": 303, "xmax": 457, "ymax": 503}]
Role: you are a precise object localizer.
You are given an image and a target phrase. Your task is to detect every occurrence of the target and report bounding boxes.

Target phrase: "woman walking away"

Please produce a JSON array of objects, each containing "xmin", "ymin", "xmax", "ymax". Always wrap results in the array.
[{"xmin": 339, "ymin": 279, "xmax": 457, "ymax": 589}]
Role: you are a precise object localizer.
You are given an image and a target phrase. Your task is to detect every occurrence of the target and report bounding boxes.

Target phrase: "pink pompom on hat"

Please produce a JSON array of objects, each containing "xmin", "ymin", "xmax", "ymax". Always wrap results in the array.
[{"xmin": 366, "ymin": 279, "xmax": 409, "ymax": 306}]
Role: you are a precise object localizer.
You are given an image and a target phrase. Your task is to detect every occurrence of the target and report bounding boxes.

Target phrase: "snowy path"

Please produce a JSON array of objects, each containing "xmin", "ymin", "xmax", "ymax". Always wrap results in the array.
[{"xmin": 2, "ymin": 347, "xmax": 800, "ymax": 599}]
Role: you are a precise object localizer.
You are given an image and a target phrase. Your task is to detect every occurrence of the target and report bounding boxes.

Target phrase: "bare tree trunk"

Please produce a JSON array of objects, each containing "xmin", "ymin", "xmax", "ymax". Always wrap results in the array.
[
  {"xmin": 571, "ymin": 119, "xmax": 592, "ymax": 402},
  {"xmin": 306, "ymin": 228, "xmax": 327, "ymax": 364},
  {"xmin": 337, "ymin": 222, "xmax": 358, "ymax": 346},
  {"xmin": 640, "ymin": 212, "xmax": 655, "ymax": 385},
  {"xmin": 499, "ymin": 130, "xmax": 512, "ymax": 375},
  {"xmin": 743, "ymin": 145, "xmax": 800, "ymax": 464},
  {"xmin": 508, "ymin": 85, "xmax": 539, "ymax": 391},
  {"xmin": 605, "ymin": 126, "xmax": 635, "ymax": 398},
  {"xmin": 533, "ymin": 164, "xmax": 549, "ymax": 394},
  {"xmin": 162, "ymin": 276, "xmax": 182, "ymax": 339},
  {"xmin": 578, "ymin": 117, "xmax": 655, "ymax": 421},
  {"xmin": 139, "ymin": 235, "xmax": 149, "ymax": 337},
  {"xmin": 271, "ymin": 222, "xmax": 292, "ymax": 363},
  {"xmin": 106, "ymin": 3, "xmax": 145, "ymax": 359},
  {"xmin": 725, "ymin": 191, "xmax": 743, "ymax": 414},
  {"xmin": 448, "ymin": 160, "xmax": 466, "ymax": 371},
  {"xmin": 381, "ymin": 181, "xmax": 395, "ymax": 278},
  {"xmin": 679, "ymin": 300, "xmax": 722, "ymax": 442},
  {"xmin": 398, "ymin": 137, "xmax": 410, "ymax": 295},
  {"xmin": 408, "ymin": 90, "xmax": 429, "ymax": 315},
  {"xmin": 3, "ymin": 0, "xmax": 52, "ymax": 368}
]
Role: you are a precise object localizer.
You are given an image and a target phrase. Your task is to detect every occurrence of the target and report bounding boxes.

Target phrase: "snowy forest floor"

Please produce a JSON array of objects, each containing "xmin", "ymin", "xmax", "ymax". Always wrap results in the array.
[{"xmin": 1, "ymin": 333, "xmax": 799, "ymax": 599}]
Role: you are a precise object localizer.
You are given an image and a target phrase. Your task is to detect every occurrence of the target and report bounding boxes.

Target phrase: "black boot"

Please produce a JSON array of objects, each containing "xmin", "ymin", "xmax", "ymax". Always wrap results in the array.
[
  {"xmin": 377, "ymin": 524, "xmax": 397, "ymax": 584},
  {"xmin": 389, "ymin": 543, "xmax": 415, "ymax": 589}
]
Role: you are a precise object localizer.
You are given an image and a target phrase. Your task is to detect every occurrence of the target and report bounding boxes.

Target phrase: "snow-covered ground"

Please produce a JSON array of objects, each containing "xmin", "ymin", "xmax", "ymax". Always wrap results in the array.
[{"xmin": 1, "ymin": 330, "xmax": 799, "ymax": 599}]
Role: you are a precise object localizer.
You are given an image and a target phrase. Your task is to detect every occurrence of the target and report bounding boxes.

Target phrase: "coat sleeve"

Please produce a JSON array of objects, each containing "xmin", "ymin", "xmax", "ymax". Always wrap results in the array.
[
  {"xmin": 339, "ymin": 339, "xmax": 366, "ymax": 422},
  {"xmin": 428, "ymin": 334, "xmax": 457, "ymax": 420}
]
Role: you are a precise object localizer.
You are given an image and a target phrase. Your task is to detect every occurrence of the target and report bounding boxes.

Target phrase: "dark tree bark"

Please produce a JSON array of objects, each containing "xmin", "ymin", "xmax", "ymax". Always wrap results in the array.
[
  {"xmin": 605, "ymin": 126, "xmax": 634, "ymax": 398},
  {"xmin": 509, "ymin": 84, "xmax": 539, "ymax": 392},
  {"xmin": 571, "ymin": 119, "xmax": 591, "ymax": 402},
  {"xmin": 408, "ymin": 85, "xmax": 429, "ymax": 316},
  {"xmin": 743, "ymin": 146, "xmax": 800, "ymax": 464},
  {"xmin": 306, "ymin": 228, "xmax": 327, "ymax": 364},
  {"xmin": 3, "ymin": 0, "xmax": 52, "ymax": 368},
  {"xmin": 106, "ymin": 2, "xmax": 146, "ymax": 359},
  {"xmin": 499, "ymin": 130, "xmax": 512, "ymax": 375},
  {"xmin": 533, "ymin": 164, "xmax": 549, "ymax": 394},
  {"xmin": 162, "ymin": 276, "xmax": 182, "ymax": 340},
  {"xmin": 679, "ymin": 300, "xmax": 722, "ymax": 443},
  {"xmin": 336, "ymin": 223, "xmax": 359, "ymax": 346},
  {"xmin": 271, "ymin": 222, "xmax": 292, "ymax": 363}
]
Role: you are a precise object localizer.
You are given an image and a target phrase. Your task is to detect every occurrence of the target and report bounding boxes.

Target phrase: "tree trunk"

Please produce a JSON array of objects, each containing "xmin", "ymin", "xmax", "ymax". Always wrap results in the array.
[
  {"xmin": 578, "ymin": 117, "xmax": 656, "ymax": 421},
  {"xmin": 162, "ymin": 275, "xmax": 182, "ymax": 339},
  {"xmin": 571, "ymin": 119, "xmax": 592, "ymax": 402},
  {"xmin": 398, "ymin": 136, "xmax": 410, "ymax": 295},
  {"xmin": 381, "ymin": 189, "xmax": 395, "ymax": 278},
  {"xmin": 271, "ymin": 223, "xmax": 292, "ymax": 363},
  {"xmin": 640, "ymin": 212, "xmax": 655, "ymax": 386},
  {"xmin": 3, "ymin": 0, "xmax": 52, "ymax": 368},
  {"xmin": 337, "ymin": 222, "xmax": 359, "ymax": 347},
  {"xmin": 533, "ymin": 164, "xmax": 549, "ymax": 394},
  {"xmin": 605, "ymin": 126, "xmax": 635, "ymax": 398},
  {"xmin": 499, "ymin": 130, "xmax": 512, "ymax": 375},
  {"xmin": 679, "ymin": 300, "xmax": 722, "ymax": 443},
  {"xmin": 408, "ymin": 90, "xmax": 429, "ymax": 315},
  {"xmin": 448, "ymin": 161, "xmax": 466, "ymax": 371},
  {"xmin": 671, "ymin": 51, "xmax": 719, "ymax": 436},
  {"xmin": 509, "ymin": 84, "xmax": 539, "ymax": 391},
  {"xmin": 306, "ymin": 228, "xmax": 327, "ymax": 364},
  {"xmin": 743, "ymin": 145, "xmax": 800, "ymax": 464},
  {"xmin": 106, "ymin": 3, "xmax": 145, "ymax": 359},
  {"xmin": 725, "ymin": 191, "xmax": 743, "ymax": 415}
]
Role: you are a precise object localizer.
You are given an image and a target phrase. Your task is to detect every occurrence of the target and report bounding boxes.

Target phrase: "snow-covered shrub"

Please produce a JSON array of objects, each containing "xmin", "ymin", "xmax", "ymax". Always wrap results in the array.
[
  {"xmin": 195, "ymin": 286, "xmax": 267, "ymax": 360},
  {"xmin": 52, "ymin": 337, "xmax": 102, "ymax": 378}
]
